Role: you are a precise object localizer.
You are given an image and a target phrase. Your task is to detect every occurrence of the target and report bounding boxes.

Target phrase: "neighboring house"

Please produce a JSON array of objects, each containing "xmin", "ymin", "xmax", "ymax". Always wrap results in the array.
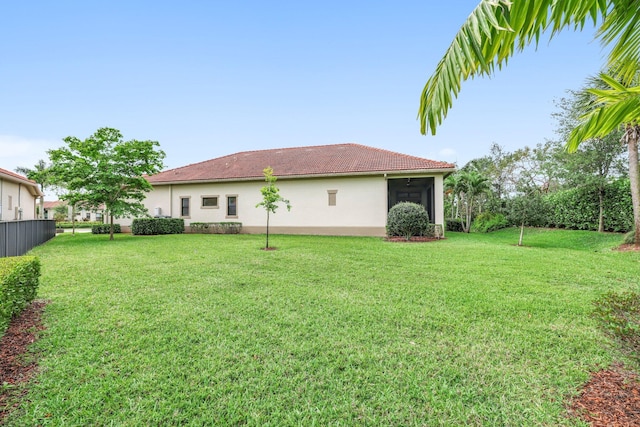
[
  {"xmin": 0, "ymin": 168, "xmax": 44, "ymax": 221},
  {"xmin": 127, "ymin": 143, "xmax": 455, "ymax": 237},
  {"xmin": 43, "ymin": 200, "xmax": 65, "ymax": 220},
  {"xmin": 75, "ymin": 204, "xmax": 105, "ymax": 223},
  {"xmin": 43, "ymin": 200, "xmax": 105, "ymax": 222}
]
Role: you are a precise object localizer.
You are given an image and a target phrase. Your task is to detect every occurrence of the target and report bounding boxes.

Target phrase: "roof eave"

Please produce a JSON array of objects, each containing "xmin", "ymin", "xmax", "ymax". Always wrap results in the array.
[
  {"xmin": 0, "ymin": 172, "xmax": 43, "ymax": 196},
  {"xmin": 147, "ymin": 168, "xmax": 457, "ymax": 186}
]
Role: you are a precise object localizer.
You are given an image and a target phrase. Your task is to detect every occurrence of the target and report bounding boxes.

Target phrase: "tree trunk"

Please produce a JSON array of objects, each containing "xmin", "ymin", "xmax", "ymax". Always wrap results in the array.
[
  {"xmin": 627, "ymin": 128, "xmax": 640, "ymax": 247},
  {"xmin": 72, "ymin": 206, "xmax": 76, "ymax": 235},
  {"xmin": 462, "ymin": 197, "xmax": 471, "ymax": 233},
  {"xmin": 110, "ymin": 214, "xmax": 115, "ymax": 241},
  {"xmin": 518, "ymin": 221, "xmax": 525, "ymax": 246},
  {"xmin": 265, "ymin": 211, "xmax": 270, "ymax": 249},
  {"xmin": 598, "ymin": 185, "xmax": 605, "ymax": 233}
]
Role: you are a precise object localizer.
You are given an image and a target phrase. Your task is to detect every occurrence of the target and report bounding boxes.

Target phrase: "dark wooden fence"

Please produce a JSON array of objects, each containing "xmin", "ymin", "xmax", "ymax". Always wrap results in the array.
[{"xmin": 0, "ymin": 220, "xmax": 56, "ymax": 258}]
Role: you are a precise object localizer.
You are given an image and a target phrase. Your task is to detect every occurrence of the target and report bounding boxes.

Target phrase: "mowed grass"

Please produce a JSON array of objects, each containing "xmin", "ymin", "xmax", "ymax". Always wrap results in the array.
[{"xmin": 5, "ymin": 229, "xmax": 640, "ymax": 426}]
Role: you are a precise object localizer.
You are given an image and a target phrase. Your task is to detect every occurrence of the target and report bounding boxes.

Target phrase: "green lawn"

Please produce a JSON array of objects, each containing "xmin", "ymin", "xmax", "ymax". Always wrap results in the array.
[{"xmin": 5, "ymin": 229, "xmax": 640, "ymax": 426}]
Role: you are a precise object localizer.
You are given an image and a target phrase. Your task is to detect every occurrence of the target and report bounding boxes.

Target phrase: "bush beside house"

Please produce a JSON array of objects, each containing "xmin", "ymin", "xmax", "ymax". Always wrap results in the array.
[
  {"xmin": 132, "ymin": 218, "xmax": 185, "ymax": 235},
  {"xmin": 190, "ymin": 222, "xmax": 242, "ymax": 234},
  {"xmin": 92, "ymin": 224, "xmax": 122, "ymax": 234},
  {"xmin": 387, "ymin": 202, "xmax": 434, "ymax": 240},
  {"xmin": 0, "ymin": 256, "xmax": 41, "ymax": 332}
]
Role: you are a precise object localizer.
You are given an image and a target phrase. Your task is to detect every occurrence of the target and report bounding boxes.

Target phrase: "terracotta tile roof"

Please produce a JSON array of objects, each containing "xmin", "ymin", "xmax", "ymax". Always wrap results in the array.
[
  {"xmin": 43, "ymin": 201, "xmax": 65, "ymax": 209},
  {"xmin": 0, "ymin": 167, "xmax": 44, "ymax": 196},
  {"xmin": 0, "ymin": 167, "xmax": 38, "ymax": 185},
  {"xmin": 148, "ymin": 143, "xmax": 455, "ymax": 184}
]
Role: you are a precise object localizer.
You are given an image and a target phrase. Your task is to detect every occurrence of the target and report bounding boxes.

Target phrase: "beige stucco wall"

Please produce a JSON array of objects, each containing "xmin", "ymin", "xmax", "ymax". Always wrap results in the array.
[
  {"xmin": 130, "ymin": 176, "xmax": 387, "ymax": 235},
  {"xmin": 0, "ymin": 178, "xmax": 38, "ymax": 221},
  {"xmin": 118, "ymin": 173, "xmax": 448, "ymax": 237}
]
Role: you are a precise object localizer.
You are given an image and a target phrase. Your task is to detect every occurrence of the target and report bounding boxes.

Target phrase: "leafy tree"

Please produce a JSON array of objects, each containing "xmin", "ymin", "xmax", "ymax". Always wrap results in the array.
[
  {"xmin": 48, "ymin": 128, "xmax": 165, "ymax": 240},
  {"xmin": 506, "ymin": 190, "xmax": 550, "ymax": 246},
  {"xmin": 464, "ymin": 143, "xmax": 516, "ymax": 211},
  {"xmin": 255, "ymin": 167, "xmax": 291, "ymax": 249},
  {"xmin": 551, "ymin": 92, "xmax": 627, "ymax": 232},
  {"xmin": 53, "ymin": 202, "xmax": 69, "ymax": 222},
  {"xmin": 567, "ymin": 71, "xmax": 640, "ymax": 246},
  {"xmin": 15, "ymin": 159, "xmax": 52, "ymax": 219}
]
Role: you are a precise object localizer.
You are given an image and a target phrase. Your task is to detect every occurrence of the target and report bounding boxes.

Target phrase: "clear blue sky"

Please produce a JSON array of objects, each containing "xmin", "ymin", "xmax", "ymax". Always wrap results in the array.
[{"xmin": 1, "ymin": 1, "xmax": 605, "ymax": 181}]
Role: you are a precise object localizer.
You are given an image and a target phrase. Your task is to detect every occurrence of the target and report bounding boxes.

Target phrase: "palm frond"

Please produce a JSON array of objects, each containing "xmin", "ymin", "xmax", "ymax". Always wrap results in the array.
[
  {"xmin": 598, "ymin": 0, "xmax": 640, "ymax": 84},
  {"xmin": 567, "ymin": 76, "xmax": 640, "ymax": 152},
  {"xmin": 419, "ymin": 0, "xmax": 608, "ymax": 136}
]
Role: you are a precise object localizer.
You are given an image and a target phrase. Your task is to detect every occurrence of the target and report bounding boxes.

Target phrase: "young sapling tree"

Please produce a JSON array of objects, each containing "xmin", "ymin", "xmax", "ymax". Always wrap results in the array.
[{"xmin": 256, "ymin": 167, "xmax": 291, "ymax": 249}]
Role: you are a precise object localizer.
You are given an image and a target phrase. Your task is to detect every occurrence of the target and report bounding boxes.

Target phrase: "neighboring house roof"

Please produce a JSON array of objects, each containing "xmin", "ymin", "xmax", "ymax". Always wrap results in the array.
[
  {"xmin": 148, "ymin": 143, "xmax": 456, "ymax": 184},
  {"xmin": 0, "ymin": 167, "xmax": 44, "ymax": 197},
  {"xmin": 43, "ymin": 201, "xmax": 65, "ymax": 209}
]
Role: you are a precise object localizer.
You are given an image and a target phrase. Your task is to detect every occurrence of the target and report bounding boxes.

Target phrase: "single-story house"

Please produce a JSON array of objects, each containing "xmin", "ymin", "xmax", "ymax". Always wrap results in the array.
[
  {"xmin": 0, "ymin": 168, "xmax": 44, "ymax": 221},
  {"xmin": 123, "ymin": 143, "xmax": 456, "ymax": 237},
  {"xmin": 42, "ymin": 200, "xmax": 65, "ymax": 220}
]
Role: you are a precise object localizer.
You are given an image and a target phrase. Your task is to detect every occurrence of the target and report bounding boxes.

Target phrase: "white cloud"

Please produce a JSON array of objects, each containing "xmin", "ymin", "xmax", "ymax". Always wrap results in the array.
[{"xmin": 0, "ymin": 135, "xmax": 58, "ymax": 173}]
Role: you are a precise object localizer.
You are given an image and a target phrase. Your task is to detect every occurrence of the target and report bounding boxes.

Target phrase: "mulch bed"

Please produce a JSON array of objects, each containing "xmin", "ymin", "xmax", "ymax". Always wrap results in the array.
[
  {"xmin": 567, "ymin": 365, "xmax": 640, "ymax": 426},
  {"xmin": 615, "ymin": 244, "xmax": 640, "ymax": 252},
  {"xmin": 0, "ymin": 300, "xmax": 48, "ymax": 422},
  {"xmin": 1, "ymin": 301, "xmax": 639, "ymax": 425}
]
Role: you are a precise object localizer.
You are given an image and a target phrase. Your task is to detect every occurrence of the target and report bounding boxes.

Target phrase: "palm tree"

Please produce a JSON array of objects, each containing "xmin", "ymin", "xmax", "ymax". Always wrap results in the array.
[
  {"xmin": 418, "ymin": 0, "xmax": 640, "ymax": 245},
  {"xmin": 462, "ymin": 170, "xmax": 491, "ymax": 232},
  {"xmin": 15, "ymin": 159, "xmax": 51, "ymax": 219},
  {"xmin": 451, "ymin": 170, "xmax": 490, "ymax": 232},
  {"xmin": 444, "ymin": 173, "xmax": 462, "ymax": 220}
]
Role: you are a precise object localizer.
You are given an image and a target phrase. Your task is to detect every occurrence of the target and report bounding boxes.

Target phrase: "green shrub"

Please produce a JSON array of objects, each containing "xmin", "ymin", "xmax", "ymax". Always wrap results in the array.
[
  {"xmin": 472, "ymin": 212, "xmax": 509, "ymax": 233},
  {"xmin": 386, "ymin": 202, "xmax": 432, "ymax": 240},
  {"xmin": 132, "ymin": 218, "xmax": 185, "ymax": 235},
  {"xmin": 0, "ymin": 256, "xmax": 41, "ymax": 332},
  {"xmin": 57, "ymin": 221, "xmax": 103, "ymax": 229},
  {"xmin": 190, "ymin": 222, "xmax": 242, "ymax": 234},
  {"xmin": 592, "ymin": 291, "xmax": 640, "ymax": 367},
  {"xmin": 446, "ymin": 219, "xmax": 464, "ymax": 232},
  {"xmin": 91, "ymin": 224, "xmax": 122, "ymax": 234}
]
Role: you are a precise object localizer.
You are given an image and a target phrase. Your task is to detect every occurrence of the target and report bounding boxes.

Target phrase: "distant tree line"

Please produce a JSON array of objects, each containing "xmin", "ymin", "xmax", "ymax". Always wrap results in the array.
[{"xmin": 446, "ymin": 86, "xmax": 633, "ymax": 244}]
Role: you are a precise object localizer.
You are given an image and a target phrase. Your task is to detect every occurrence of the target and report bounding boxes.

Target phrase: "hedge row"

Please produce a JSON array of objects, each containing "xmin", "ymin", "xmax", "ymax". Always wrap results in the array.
[
  {"xmin": 0, "ymin": 256, "xmax": 41, "ymax": 332},
  {"xmin": 132, "ymin": 218, "xmax": 185, "ymax": 235},
  {"xmin": 190, "ymin": 222, "xmax": 242, "ymax": 234},
  {"xmin": 446, "ymin": 219, "xmax": 464, "ymax": 232},
  {"xmin": 57, "ymin": 222, "xmax": 103, "ymax": 229},
  {"xmin": 92, "ymin": 224, "xmax": 122, "ymax": 234},
  {"xmin": 545, "ymin": 179, "xmax": 633, "ymax": 232}
]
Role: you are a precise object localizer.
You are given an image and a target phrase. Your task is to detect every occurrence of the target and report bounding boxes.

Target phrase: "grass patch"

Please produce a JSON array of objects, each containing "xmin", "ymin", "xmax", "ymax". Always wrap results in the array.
[{"xmin": 4, "ymin": 228, "xmax": 640, "ymax": 425}]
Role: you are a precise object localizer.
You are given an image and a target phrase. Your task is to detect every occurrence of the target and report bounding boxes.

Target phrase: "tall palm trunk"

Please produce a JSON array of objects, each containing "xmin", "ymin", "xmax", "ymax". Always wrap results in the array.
[{"xmin": 627, "ymin": 124, "xmax": 640, "ymax": 246}]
